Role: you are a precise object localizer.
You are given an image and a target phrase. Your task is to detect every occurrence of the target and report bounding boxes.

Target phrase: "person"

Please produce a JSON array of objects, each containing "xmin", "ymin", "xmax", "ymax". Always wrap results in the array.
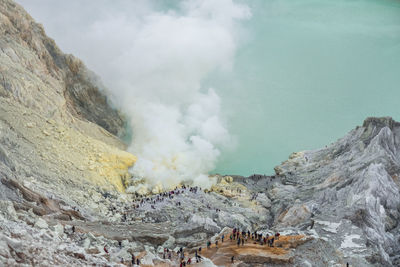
[
  {"xmin": 215, "ymin": 240, "xmax": 218, "ymax": 248},
  {"xmin": 221, "ymin": 234, "xmax": 224, "ymax": 243},
  {"xmin": 241, "ymin": 237, "xmax": 244, "ymax": 246},
  {"xmin": 103, "ymin": 245, "xmax": 108, "ymax": 254},
  {"xmin": 231, "ymin": 256, "xmax": 234, "ymax": 263},
  {"xmin": 207, "ymin": 241, "xmax": 211, "ymax": 249},
  {"xmin": 347, "ymin": 263, "xmax": 349, "ymax": 267},
  {"xmin": 230, "ymin": 234, "xmax": 233, "ymax": 241},
  {"xmin": 187, "ymin": 258, "xmax": 191, "ymax": 264},
  {"xmin": 72, "ymin": 226, "xmax": 75, "ymax": 233},
  {"xmin": 136, "ymin": 258, "xmax": 140, "ymax": 265},
  {"xmin": 131, "ymin": 254, "xmax": 135, "ymax": 265},
  {"xmin": 275, "ymin": 232, "xmax": 280, "ymax": 240},
  {"xmin": 237, "ymin": 237, "xmax": 241, "ymax": 247},
  {"xmin": 118, "ymin": 240, "xmax": 122, "ymax": 248}
]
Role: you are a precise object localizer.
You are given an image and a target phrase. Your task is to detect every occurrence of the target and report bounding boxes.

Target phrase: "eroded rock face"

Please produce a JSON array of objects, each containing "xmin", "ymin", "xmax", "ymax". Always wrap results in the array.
[
  {"xmin": 0, "ymin": 0, "xmax": 125, "ymax": 137},
  {"xmin": 256, "ymin": 116, "xmax": 400, "ymax": 266},
  {"xmin": 0, "ymin": 0, "xmax": 136, "ymax": 198}
]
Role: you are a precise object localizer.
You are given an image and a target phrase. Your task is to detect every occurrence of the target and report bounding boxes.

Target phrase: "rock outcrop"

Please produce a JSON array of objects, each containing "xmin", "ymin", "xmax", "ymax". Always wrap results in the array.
[{"xmin": 260, "ymin": 116, "xmax": 400, "ymax": 266}]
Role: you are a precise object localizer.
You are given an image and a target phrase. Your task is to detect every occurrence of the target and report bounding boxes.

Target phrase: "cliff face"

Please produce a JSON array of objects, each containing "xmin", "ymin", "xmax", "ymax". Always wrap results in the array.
[
  {"xmin": 0, "ymin": 0, "xmax": 136, "ymax": 199},
  {"xmin": 0, "ymin": 0, "xmax": 125, "ymax": 136},
  {"xmin": 268, "ymin": 116, "xmax": 400, "ymax": 266}
]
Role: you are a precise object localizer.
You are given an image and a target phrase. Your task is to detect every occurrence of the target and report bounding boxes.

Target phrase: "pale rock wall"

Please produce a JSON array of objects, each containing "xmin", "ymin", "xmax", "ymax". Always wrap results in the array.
[{"xmin": 0, "ymin": 0, "xmax": 136, "ymax": 198}]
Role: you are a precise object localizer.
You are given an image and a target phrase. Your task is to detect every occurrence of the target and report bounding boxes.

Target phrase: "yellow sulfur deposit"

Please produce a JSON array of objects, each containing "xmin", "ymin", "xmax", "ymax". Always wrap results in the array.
[{"xmin": 93, "ymin": 149, "xmax": 137, "ymax": 192}]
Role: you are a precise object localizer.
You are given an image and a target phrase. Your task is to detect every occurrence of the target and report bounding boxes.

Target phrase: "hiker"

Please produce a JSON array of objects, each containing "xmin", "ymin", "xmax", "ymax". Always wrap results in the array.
[
  {"xmin": 118, "ymin": 240, "xmax": 122, "ymax": 248},
  {"xmin": 207, "ymin": 241, "xmax": 211, "ymax": 249},
  {"xmin": 241, "ymin": 237, "xmax": 244, "ymax": 246},
  {"xmin": 136, "ymin": 258, "xmax": 140, "ymax": 265},
  {"xmin": 103, "ymin": 245, "xmax": 108, "ymax": 254},
  {"xmin": 215, "ymin": 240, "xmax": 218, "ymax": 248},
  {"xmin": 230, "ymin": 234, "xmax": 233, "ymax": 241},
  {"xmin": 275, "ymin": 232, "xmax": 280, "ymax": 240},
  {"xmin": 231, "ymin": 256, "xmax": 234, "ymax": 263},
  {"xmin": 221, "ymin": 234, "xmax": 225, "ymax": 242},
  {"xmin": 237, "ymin": 237, "xmax": 241, "ymax": 247},
  {"xmin": 131, "ymin": 255, "xmax": 135, "ymax": 265},
  {"xmin": 72, "ymin": 226, "xmax": 75, "ymax": 233},
  {"xmin": 187, "ymin": 258, "xmax": 191, "ymax": 264},
  {"xmin": 270, "ymin": 237, "xmax": 275, "ymax": 247}
]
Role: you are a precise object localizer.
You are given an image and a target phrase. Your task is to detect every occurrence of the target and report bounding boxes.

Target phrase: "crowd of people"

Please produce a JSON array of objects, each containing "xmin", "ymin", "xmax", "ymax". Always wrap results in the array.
[
  {"xmin": 169, "ymin": 228, "xmax": 282, "ymax": 266},
  {"xmin": 228, "ymin": 228, "xmax": 280, "ymax": 247},
  {"xmin": 98, "ymin": 184, "xmax": 282, "ymax": 265},
  {"xmin": 114, "ymin": 185, "xmax": 227, "ymax": 224}
]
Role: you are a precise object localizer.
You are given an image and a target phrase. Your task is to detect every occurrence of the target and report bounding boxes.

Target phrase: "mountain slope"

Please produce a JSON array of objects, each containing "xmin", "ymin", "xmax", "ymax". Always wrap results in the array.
[{"xmin": 0, "ymin": 0, "xmax": 136, "ymax": 200}]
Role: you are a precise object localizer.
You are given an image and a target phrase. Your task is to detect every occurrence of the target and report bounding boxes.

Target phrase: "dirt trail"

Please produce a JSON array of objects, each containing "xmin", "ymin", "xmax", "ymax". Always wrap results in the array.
[{"xmin": 147, "ymin": 229, "xmax": 312, "ymax": 266}]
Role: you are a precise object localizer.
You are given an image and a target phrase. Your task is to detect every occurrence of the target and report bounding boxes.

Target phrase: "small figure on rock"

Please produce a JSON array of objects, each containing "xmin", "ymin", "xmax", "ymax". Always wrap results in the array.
[
  {"xmin": 275, "ymin": 232, "xmax": 280, "ymax": 240},
  {"xmin": 131, "ymin": 254, "xmax": 135, "ymax": 265}
]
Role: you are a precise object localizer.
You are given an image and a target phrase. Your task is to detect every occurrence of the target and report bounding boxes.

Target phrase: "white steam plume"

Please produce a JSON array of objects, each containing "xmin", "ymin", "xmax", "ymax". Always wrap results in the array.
[{"xmin": 17, "ymin": 0, "xmax": 251, "ymax": 189}]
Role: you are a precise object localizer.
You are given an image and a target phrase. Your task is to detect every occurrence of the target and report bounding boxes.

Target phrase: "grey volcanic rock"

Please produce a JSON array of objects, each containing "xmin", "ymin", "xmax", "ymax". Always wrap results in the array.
[{"xmin": 256, "ymin": 116, "xmax": 400, "ymax": 266}]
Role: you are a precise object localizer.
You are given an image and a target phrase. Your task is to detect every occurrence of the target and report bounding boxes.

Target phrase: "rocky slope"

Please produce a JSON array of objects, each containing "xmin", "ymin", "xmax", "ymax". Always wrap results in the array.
[{"xmin": 1, "ymin": 0, "xmax": 399, "ymax": 266}]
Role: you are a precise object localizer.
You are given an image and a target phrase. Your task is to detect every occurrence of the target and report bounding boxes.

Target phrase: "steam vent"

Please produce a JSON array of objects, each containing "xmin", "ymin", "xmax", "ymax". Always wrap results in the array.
[{"xmin": 1, "ymin": 0, "xmax": 400, "ymax": 266}]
